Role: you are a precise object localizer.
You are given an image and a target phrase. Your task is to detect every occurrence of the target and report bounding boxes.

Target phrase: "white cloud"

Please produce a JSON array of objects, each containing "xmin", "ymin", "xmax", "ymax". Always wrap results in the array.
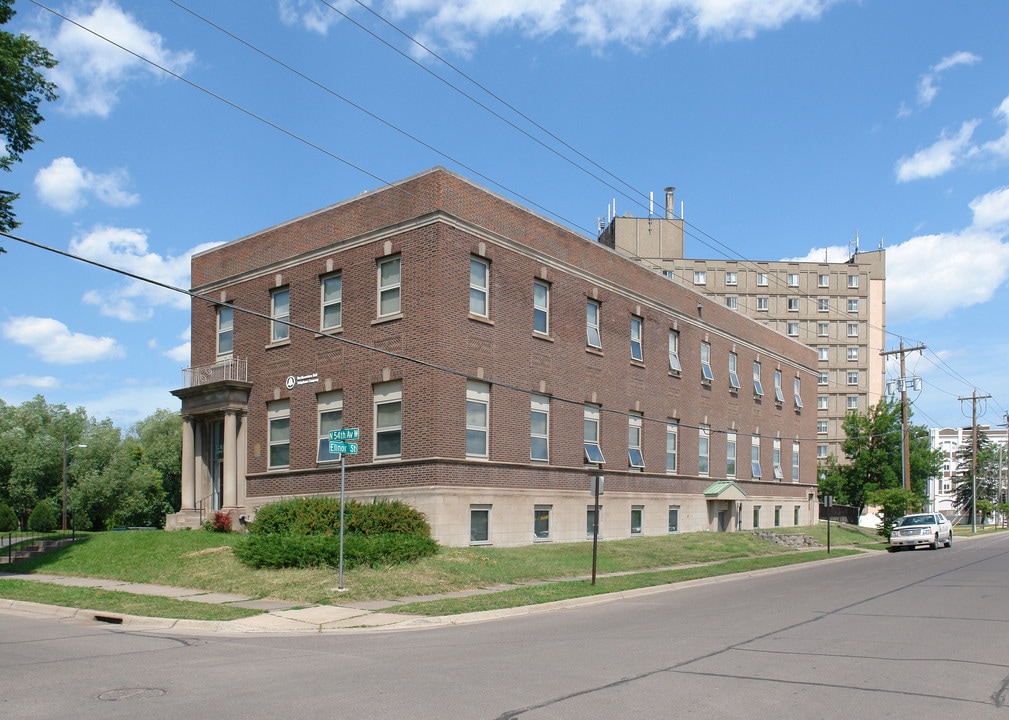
[
  {"xmin": 782, "ymin": 244, "xmax": 853, "ymax": 263},
  {"xmin": 164, "ymin": 326, "xmax": 191, "ymax": 363},
  {"xmin": 895, "ymin": 120, "xmax": 979, "ymax": 182},
  {"xmin": 915, "ymin": 50, "xmax": 980, "ymax": 109},
  {"xmin": 2, "ymin": 316, "xmax": 125, "ymax": 364},
  {"xmin": 279, "ymin": 0, "xmax": 840, "ymax": 49},
  {"xmin": 884, "ymin": 187, "xmax": 1009, "ymax": 323},
  {"xmin": 34, "ymin": 156, "xmax": 139, "ymax": 212},
  {"xmin": 69, "ymin": 226, "xmax": 220, "ymax": 321},
  {"xmin": 36, "ymin": 1, "xmax": 194, "ymax": 117},
  {"xmin": 980, "ymin": 94, "xmax": 1009, "ymax": 160},
  {"xmin": 0, "ymin": 374, "xmax": 60, "ymax": 389}
]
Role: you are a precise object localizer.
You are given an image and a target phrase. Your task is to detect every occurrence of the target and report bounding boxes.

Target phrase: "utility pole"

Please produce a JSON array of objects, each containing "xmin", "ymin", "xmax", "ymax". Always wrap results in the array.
[
  {"xmin": 958, "ymin": 390, "xmax": 991, "ymax": 533},
  {"xmin": 881, "ymin": 340, "xmax": 926, "ymax": 491}
]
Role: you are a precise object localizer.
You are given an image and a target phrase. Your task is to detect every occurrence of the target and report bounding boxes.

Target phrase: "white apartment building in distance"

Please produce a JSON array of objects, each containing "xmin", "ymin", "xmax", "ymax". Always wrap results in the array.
[
  {"xmin": 929, "ymin": 425, "xmax": 1008, "ymax": 515},
  {"xmin": 599, "ymin": 188, "xmax": 886, "ymax": 463}
]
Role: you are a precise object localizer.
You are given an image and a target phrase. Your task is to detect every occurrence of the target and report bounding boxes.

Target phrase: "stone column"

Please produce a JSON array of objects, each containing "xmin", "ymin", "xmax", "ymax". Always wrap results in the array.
[
  {"xmin": 223, "ymin": 410, "xmax": 237, "ymax": 508},
  {"xmin": 180, "ymin": 416, "xmax": 195, "ymax": 510},
  {"xmin": 236, "ymin": 413, "xmax": 248, "ymax": 508}
]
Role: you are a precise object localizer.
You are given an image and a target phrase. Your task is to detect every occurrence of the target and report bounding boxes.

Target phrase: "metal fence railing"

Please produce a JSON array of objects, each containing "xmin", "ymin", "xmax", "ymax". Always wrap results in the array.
[
  {"xmin": 1, "ymin": 528, "xmax": 79, "ymax": 565},
  {"xmin": 180, "ymin": 357, "xmax": 248, "ymax": 388},
  {"xmin": 819, "ymin": 503, "xmax": 860, "ymax": 524}
]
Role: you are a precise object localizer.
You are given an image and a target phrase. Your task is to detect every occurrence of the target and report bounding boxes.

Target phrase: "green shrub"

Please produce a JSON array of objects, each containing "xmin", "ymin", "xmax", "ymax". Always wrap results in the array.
[
  {"xmin": 203, "ymin": 510, "xmax": 232, "ymax": 533},
  {"xmin": 249, "ymin": 497, "xmax": 430, "ymax": 538},
  {"xmin": 0, "ymin": 502, "xmax": 18, "ymax": 532},
  {"xmin": 27, "ymin": 500, "xmax": 58, "ymax": 532},
  {"xmin": 234, "ymin": 532, "xmax": 438, "ymax": 570}
]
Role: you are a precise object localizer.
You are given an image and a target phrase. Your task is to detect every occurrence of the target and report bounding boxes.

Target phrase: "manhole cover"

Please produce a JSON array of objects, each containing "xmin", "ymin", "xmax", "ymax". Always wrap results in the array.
[{"xmin": 97, "ymin": 688, "xmax": 167, "ymax": 701}]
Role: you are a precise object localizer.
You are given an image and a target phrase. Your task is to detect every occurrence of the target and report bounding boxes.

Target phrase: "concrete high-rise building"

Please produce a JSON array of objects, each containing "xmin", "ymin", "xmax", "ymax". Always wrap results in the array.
[{"xmin": 599, "ymin": 188, "xmax": 885, "ymax": 463}]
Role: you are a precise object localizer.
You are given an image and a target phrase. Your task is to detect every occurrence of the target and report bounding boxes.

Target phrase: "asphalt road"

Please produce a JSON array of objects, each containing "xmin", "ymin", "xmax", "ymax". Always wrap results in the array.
[{"xmin": 2, "ymin": 533, "xmax": 1009, "ymax": 719}]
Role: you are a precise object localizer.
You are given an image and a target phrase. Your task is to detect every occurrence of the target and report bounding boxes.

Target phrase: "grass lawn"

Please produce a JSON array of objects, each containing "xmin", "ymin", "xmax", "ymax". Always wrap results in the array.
[{"xmin": 0, "ymin": 526, "xmax": 873, "ymax": 619}]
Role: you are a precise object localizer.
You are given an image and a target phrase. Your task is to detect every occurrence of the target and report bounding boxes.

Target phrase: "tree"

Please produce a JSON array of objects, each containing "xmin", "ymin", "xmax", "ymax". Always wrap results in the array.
[
  {"xmin": 130, "ymin": 410, "xmax": 183, "ymax": 511},
  {"xmin": 952, "ymin": 430, "xmax": 1001, "ymax": 523},
  {"xmin": 0, "ymin": 0, "xmax": 59, "ymax": 241},
  {"xmin": 868, "ymin": 487, "xmax": 921, "ymax": 538},
  {"xmin": 827, "ymin": 398, "xmax": 941, "ymax": 514}
]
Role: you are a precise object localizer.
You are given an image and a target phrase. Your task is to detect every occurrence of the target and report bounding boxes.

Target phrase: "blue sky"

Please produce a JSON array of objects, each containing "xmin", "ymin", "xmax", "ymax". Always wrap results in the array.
[{"xmin": 2, "ymin": 0, "xmax": 1008, "ymax": 435}]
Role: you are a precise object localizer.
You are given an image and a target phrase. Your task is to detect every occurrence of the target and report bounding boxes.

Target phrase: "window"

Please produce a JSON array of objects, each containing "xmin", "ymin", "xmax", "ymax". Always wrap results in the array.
[
  {"xmin": 628, "ymin": 413, "xmax": 644, "ymax": 469},
  {"xmin": 775, "ymin": 506, "xmax": 782, "ymax": 527},
  {"xmin": 693, "ymin": 270, "xmax": 706, "ymax": 285},
  {"xmin": 725, "ymin": 296, "xmax": 738, "ymax": 310},
  {"xmin": 470, "ymin": 257, "xmax": 489, "ymax": 317},
  {"xmin": 700, "ymin": 342, "xmax": 713, "ymax": 384},
  {"xmin": 817, "ymin": 322, "xmax": 829, "ymax": 336},
  {"xmin": 631, "ymin": 506, "xmax": 643, "ymax": 535},
  {"xmin": 818, "ymin": 298, "xmax": 829, "ymax": 312},
  {"xmin": 586, "ymin": 300, "xmax": 601, "ymax": 348},
  {"xmin": 374, "ymin": 380, "xmax": 403, "ymax": 459},
  {"xmin": 698, "ymin": 425, "xmax": 710, "ymax": 476},
  {"xmin": 818, "ymin": 273, "xmax": 829, "ymax": 288},
  {"xmin": 271, "ymin": 287, "xmax": 290, "ymax": 343},
  {"xmin": 847, "ymin": 371, "xmax": 859, "ymax": 386},
  {"xmin": 794, "ymin": 505, "xmax": 801, "ymax": 524},
  {"xmin": 847, "ymin": 347, "xmax": 859, "ymax": 362},
  {"xmin": 774, "ymin": 369, "xmax": 784, "ymax": 402},
  {"xmin": 267, "ymin": 399, "xmax": 290, "ymax": 470},
  {"xmin": 668, "ymin": 330, "xmax": 682, "ymax": 373},
  {"xmin": 728, "ymin": 352, "xmax": 740, "ymax": 390},
  {"xmin": 668, "ymin": 506, "xmax": 679, "ymax": 532},
  {"xmin": 470, "ymin": 506, "xmax": 490, "ymax": 543},
  {"xmin": 317, "ymin": 391, "xmax": 343, "ymax": 463},
  {"xmin": 817, "ymin": 445, "xmax": 829, "ymax": 459},
  {"xmin": 586, "ymin": 507, "xmax": 601, "ymax": 536},
  {"xmin": 753, "ymin": 506, "xmax": 761, "ymax": 528},
  {"xmin": 818, "ymin": 347, "xmax": 829, "ymax": 362},
  {"xmin": 818, "ymin": 371, "xmax": 829, "ymax": 386},
  {"xmin": 216, "ymin": 305, "xmax": 233, "ymax": 357},
  {"xmin": 630, "ymin": 315, "xmax": 643, "ymax": 361},
  {"xmin": 321, "ymin": 273, "xmax": 342, "ymax": 330},
  {"xmin": 773, "ymin": 438, "xmax": 783, "ymax": 480},
  {"xmin": 818, "ymin": 396, "xmax": 828, "ymax": 410},
  {"xmin": 666, "ymin": 421, "xmax": 678, "ymax": 473},
  {"xmin": 757, "ymin": 297, "xmax": 769, "ymax": 311},
  {"xmin": 787, "ymin": 322, "xmax": 798, "ymax": 337},
  {"xmin": 847, "ymin": 395, "xmax": 859, "ymax": 410},
  {"xmin": 726, "ymin": 432, "xmax": 736, "ymax": 478},
  {"xmin": 584, "ymin": 404, "xmax": 605, "ymax": 464},
  {"xmin": 787, "ymin": 297, "xmax": 799, "ymax": 311},
  {"xmin": 533, "ymin": 280, "xmax": 550, "ymax": 335},
  {"xmin": 792, "ymin": 442, "xmax": 800, "ymax": 482},
  {"xmin": 848, "ymin": 274, "xmax": 859, "ymax": 288},
  {"xmin": 847, "ymin": 322, "xmax": 859, "ymax": 337},
  {"xmin": 378, "ymin": 256, "xmax": 402, "ymax": 317},
  {"xmin": 466, "ymin": 380, "xmax": 490, "ymax": 458},
  {"xmin": 753, "ymin": 362, "xmax": 764, "ymax": 397},
  {"xmin": 751, "ymin": 436, "xmax": 761, "ymax": 478},
  {"xmin": 817, "ymin": 420, "xmax": 828, "ymax": 434},
  {"xmin": 530, "ymin": 394, "xmax": 549, "ymax": 462},
  {"xmin": 725, "ymin": 271, "xmax": 738, "ymax": 286},
  {"xmin": 794, "ymin": 377, "xmax": 803, "ymax": 408},
  {"xmin": 534, "ymin": 506, "xmax": 551, "ymax": 540},
  {"xmin": 847, "ymin": 298, "xmax": 859, "ymax": 313},
  {"xmin": 787, "ymin": 273, "xmax": 799, "ymax": 287},
  {"xmin": 757, "ymin": 272, "xmax": 768, "ymax": 286}
]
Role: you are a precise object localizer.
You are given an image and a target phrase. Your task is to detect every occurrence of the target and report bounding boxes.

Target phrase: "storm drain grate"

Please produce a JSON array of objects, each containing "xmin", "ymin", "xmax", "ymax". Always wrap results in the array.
[{"xmin": 98, "ymin": 688, "xmax": 167, "ymax": 701}]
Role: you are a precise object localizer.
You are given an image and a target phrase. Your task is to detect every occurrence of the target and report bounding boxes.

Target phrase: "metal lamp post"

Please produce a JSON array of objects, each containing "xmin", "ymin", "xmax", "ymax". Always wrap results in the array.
[{"xmin": 62, "ymin": 435, "xmax": 86, "ymax": 531}]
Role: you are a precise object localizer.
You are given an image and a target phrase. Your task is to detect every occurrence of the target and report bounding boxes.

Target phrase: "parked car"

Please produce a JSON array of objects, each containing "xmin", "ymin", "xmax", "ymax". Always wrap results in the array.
[{"xmin": 888, "ymin": 512, "xmax": 953, "ymax": 551}]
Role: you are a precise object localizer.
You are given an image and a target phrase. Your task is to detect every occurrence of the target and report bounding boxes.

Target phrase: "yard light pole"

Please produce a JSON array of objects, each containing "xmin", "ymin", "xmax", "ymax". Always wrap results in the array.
[{"xmin": 62, "ymin": 435, "xmax": 87, "ymax": 531}]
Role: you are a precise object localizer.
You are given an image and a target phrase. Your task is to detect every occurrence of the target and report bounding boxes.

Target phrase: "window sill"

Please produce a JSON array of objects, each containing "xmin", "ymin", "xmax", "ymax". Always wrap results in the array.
[
  {"xmin": 468, "ymin": 314, "xmax": 494, "ymax": 326},
  {"xmin": 372, "ymin": 313, "xmax": 403, "ymax": 326},
  {"xmin": 668, "ymin": 370, "xmax": 681, "ymax": 378},
  {"xmin": 315, "ymin": 327, "xmax": 343, "ymax": 337},
  {"xmin": 265, "ymin": 339, "xmax": 290, "ymax": 350},
  {"xmin": 586, "ymin": 346, "xmax": 603, "ymax": 356},
  {"xmin": 630, "ymin": 359, "xmax": 645, "ymax": 369},
  {"xmin": 533, "ymin": 332, "xmax": 554, "ymax": 342}
]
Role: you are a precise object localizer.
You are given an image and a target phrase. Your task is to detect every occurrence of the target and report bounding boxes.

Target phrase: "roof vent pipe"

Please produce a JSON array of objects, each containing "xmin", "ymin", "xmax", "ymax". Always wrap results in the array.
[{"xmin": 664, "ymin": 187, "xmax": 676, "ymax": 219}]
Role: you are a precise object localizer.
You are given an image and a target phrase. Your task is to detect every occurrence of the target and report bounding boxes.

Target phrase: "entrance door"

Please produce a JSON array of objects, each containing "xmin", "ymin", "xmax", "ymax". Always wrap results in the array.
[
  {"xmin": 210, "ymin": 420, "xmax": 223, "ymax": 511},
  {"xmin": 717, "ymin": 509, "xmax": 727, "ymax": 532}
]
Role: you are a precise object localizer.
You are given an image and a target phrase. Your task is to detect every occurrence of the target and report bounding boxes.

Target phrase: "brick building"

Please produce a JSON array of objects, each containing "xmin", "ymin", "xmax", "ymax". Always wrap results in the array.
[{"xmin": 170, "ymin": 168, "xmax": 819, "ymax": 546}]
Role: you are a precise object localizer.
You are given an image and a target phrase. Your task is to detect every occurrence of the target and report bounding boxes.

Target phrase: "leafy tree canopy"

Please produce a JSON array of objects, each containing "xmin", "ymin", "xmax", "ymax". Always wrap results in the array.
[{"xmin": 0, "ymin": 0, "xmax": 59, "ymax": 237}]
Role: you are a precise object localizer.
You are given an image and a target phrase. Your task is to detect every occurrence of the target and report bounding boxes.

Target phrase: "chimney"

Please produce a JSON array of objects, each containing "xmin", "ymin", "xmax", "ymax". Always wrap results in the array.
[{"xmin": 664, "ymin": 187, "xmax": 676, "ymax": 219}]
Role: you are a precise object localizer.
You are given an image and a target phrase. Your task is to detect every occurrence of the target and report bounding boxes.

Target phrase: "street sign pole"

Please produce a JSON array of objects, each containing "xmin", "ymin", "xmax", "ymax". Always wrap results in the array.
[
  {"xmin": 338, "ymin": 454, "xmax": 346, "ymax": 590},
  {"xmin": 591, "ymin": 472, "xmax": 602, "ymax": 585},
  {"xmin": 328, "ymin": 428, "xmax": 359, "ymax": 592}
]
